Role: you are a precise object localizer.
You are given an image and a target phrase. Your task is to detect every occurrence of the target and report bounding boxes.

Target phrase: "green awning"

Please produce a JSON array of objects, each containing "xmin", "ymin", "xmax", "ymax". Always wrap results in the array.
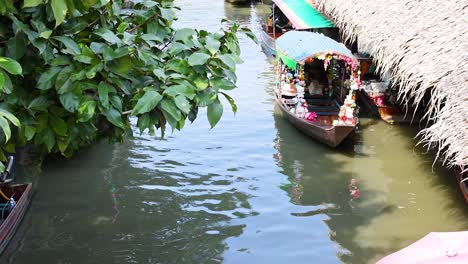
[{"xmin": 273, "ymin": 0, "xmax": 334, "ymax": 30}]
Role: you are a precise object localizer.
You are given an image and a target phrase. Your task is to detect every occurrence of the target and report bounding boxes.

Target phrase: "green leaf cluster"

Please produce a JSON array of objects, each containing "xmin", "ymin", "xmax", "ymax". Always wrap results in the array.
[{"xmin": 0, "ymin": 0, "xmax": 256, "ymax": 171}]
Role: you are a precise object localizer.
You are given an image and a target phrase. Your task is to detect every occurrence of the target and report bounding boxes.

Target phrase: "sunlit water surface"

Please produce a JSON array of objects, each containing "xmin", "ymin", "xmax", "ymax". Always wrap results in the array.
[{"xmin": 5, "ymin": 1, "xmax": 468, "ymax": 264}]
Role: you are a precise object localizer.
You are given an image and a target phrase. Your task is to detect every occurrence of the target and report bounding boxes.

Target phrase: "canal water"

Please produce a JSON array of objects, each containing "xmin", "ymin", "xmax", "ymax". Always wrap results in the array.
[{"xmin": 5, "ymin": 1, "xmax": 468, "ymax": 264}]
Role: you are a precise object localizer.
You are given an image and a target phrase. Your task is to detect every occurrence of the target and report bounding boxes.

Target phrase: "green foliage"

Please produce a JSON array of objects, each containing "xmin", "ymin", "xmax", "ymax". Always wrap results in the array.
[{"xmin": 0, "ymin": 0, "xmax": 256, "ymax": 171}]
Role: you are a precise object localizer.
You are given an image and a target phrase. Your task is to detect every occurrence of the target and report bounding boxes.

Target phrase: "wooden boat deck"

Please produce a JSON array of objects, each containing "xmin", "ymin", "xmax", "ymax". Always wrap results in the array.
[
  {"xmin": 0, "ymin": 183, "xmax": 32, "ymax": 255},
  {"xmin": 275, "ymin": 93, "xmax": 355, "ymax": 147}
]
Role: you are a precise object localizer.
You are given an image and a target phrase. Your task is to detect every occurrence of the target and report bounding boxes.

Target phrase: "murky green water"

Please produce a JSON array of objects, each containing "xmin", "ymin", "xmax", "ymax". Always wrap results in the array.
[{"xmin": 4, "ymin": 1, "xmax": 468, "ymax": 264}]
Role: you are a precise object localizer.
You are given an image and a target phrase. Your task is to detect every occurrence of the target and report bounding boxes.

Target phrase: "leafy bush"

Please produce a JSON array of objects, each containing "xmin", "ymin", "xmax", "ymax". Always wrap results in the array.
[{"xmin": 0, "ymin": 0, "xmax": 255, "ymax": 171}]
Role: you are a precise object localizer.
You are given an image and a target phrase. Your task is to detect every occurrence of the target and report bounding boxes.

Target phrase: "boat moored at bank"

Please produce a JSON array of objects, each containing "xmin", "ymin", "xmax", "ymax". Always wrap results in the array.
[{"xmin": 274, "ymin": 31, "xmax": 360, "ymax": 147}]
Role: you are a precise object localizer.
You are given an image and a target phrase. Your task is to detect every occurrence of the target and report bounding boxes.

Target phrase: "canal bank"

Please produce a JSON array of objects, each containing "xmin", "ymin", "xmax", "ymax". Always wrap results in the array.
[{"xmin": 6, "ymin": 1, "xmax": 468, "ymax": 264}]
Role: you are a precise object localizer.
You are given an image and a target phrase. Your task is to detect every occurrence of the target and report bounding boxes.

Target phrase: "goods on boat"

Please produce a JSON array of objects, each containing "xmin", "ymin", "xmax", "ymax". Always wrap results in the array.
[
  {"xmin": 356, "ymin": 56, "xmax": 421, "ymax": 124},
  {"xmin": 0, "ymin": 157, "xmax": 32, "ymax": 255},
  {"xmin": 274, "ymin": 31, "xmax": 360, "ymax": 147},
  {"xmin": 260, "ymin": 0, "xmax": 336, "ymax": 57}
]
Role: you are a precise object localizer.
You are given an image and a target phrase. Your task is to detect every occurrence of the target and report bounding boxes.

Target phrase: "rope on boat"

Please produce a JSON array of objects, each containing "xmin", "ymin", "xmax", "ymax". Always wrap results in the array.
[{"xmin": 0, "ymin": 188, "xmax": 9, "ymax": 201}]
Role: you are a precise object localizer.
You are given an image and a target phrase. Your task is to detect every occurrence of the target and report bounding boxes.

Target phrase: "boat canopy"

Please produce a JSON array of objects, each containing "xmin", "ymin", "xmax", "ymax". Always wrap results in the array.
[
  {"xmin": 276, "ymin": 31, "xmax": 357, "ymax": 70},
  {"xmin": 272, "ymin": 0, "xmax": 334, "ymax": 30}
]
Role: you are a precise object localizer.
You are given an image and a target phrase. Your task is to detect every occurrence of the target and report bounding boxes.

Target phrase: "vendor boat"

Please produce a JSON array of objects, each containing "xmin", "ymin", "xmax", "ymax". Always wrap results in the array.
[
  {"xmin": 274, "ymin": 31, "xmax": 360, "ymax": 147},
  {"xmin": 260, "ymin": 0, "xmax": 336, "ymax": 57},
  {"xmin": 356, "ymin": 56, "xmax": 421, "ymax": 124},
  {"xmin": 0, "ymin": 157, "xmax": 32, "ymax": 255}
]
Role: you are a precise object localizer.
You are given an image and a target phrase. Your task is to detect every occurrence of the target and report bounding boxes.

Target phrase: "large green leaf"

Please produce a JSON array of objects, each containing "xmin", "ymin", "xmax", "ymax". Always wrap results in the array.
[
  {"xmin": 23, "ymin": 0, "xmax": 43, "ymax": 8},
  {"xmin": 207, "ymin": 99, "xmax": 223, "ymax": 128},
  {"xmin": 53, "ymin": 36, "xmax": 81, "ymax": 55},
  {"xmin": 174, "ymin": 28, "xmax": 195, "ymax": 43},
  {"xmin": 0, "ymin": 70, "xmax": 12, "ymax": 93},
  {"xmin": 7, "ymin": 34, "xmax": 27, "ymax": 60},
  {"xmin": 163, "ymin": 85, "xmax": 195, "ymax": 100},
  {"xmin": 49, "ymin": 114, "xmax": 68, "ymax": 136},
  {"xmin": 210, "ymin": 78, "xmax": 236, "ymax": 90},
  {"xmin": 0, "ymin": 116, "xmax": 11, "ymax": 143},
  {"xmin": 174, "ymin": 95, "xmax": 191, "ymax": 114},
  {"xmin": 98, "ymin": 82, "xmax": 116, "ymax": 109},
  {"xmin": 59, "ymin": 91, "xmax": 80, "ymax": 112},
  {"xmin": 220, "ymin": 91, "xmax": 237, "ymax": 113},
  {"xmin": 0, "ymin": 108, "xmax": 20, "ymax": 127},
  {"xmin": 55, "ymin": 66, "xmax": 74, "ymax": 93},
  {"xmin": 37, "ymin": 129, "xmax": 55, "ymax": 151},
  {"xmin": 77, "ymin": 100, "xmax": 96, "ymax": 122},
  {"xmin": 23, "ymin": 126, "xmax": 36, "ymax": 141},
  {"xmin": 188, "ymin": 52, "xmax": 211, "ymax": 66},
  {"xmin": 166, "ymin": 59, "xmax": 190, "ymax": 75},
  {"xmin": 28, "ymin": 96, "xmax": 50, "ymax": 112},
  {"xmin": 102, "ymin": 107, "xmax": 124, "ymax": 128},
  {"xmin": 160, "ymin": 99, "xmax": 181, "ymax": 121},
  {"xmin": 37, "ymin": 67, "xmax": 61, "ymax": 90},
  {"xmin": 0, "ymin": 71, "xmax": 4, "ymax": 89},
  {"xmin": 131, "ymin": 89, "xmax": 162, "ymax": 115},
  {"xmin": 51, "ymin": 0, "xmax": 68, "ymax": 27},
  {"xmin": 217, "ymin": 54, "xmax": 237, "ymax": 70},
  {"xmin": 0, "ymin": 57, "xmax": 22, "ymax": 75},
  {"xmin": 95, "ymin": 28, "xmax": 121, "ymax": 44},
  {"xmin": 206, "ymin": 35, "xmax": 220, "ymax": 55}
]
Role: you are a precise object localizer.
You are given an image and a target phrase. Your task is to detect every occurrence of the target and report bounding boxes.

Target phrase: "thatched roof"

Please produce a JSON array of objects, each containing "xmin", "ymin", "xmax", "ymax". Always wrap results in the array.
[{"xmin": 316, "ymin": 0, "xmax": 468, "ymax": 170}]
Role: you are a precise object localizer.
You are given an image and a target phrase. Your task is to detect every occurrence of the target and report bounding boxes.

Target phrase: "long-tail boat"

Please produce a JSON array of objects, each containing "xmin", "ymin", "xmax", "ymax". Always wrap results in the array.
[
  {"xmin": 274, "ymin": 31, "xmax": 360, "ymax": 147},
  {"xmin": 260, "ymin": 0, "xmax": 336, "ymax": 57},
  {"xmin": 0, "ymin": 157, "xmax": 32, "ymax": 255}
]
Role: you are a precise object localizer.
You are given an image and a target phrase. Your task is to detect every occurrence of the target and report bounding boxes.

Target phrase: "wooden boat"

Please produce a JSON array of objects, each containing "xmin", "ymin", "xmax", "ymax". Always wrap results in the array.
[
  {"xmin": 0, "ymin": 157, "xmax": 32, "ymax": 255},
  {"xmin": 0, "ymin": 183, "xmax": 32, "ymax": 254},
  {"xmin": 356, "ymin": 57, "xmax": 421, "ymax": 124},
  {"xmin": 226, "ymin": 0, "xmax": 250, "ymax": 4},
  {"xmin": 456, "ymin": 167, "xmax": 468, "ymax": 203},
  {"xmin": 275, "ymin": 94, "xmax": 356, "ymax": 147},
  {"xmin": 274, "ymin": 31, "xmax": 360, "ymax": 147},
  {"xmin": 260, "ymin": 0, "xmax": 335, "ymax": 57},
  {"xmin": 260, "ymin": 24, "xmax": 283, "ymax": 57},
  {"xmin": 357, "ymin": 86, "xmax": 421, "ymax": 125}
]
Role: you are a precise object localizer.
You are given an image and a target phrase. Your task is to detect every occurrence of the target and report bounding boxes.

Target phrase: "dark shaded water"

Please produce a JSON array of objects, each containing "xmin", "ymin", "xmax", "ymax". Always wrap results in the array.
[{"xmin": 4, "ymin": 1, "xmax": 468, "ymax": 264}]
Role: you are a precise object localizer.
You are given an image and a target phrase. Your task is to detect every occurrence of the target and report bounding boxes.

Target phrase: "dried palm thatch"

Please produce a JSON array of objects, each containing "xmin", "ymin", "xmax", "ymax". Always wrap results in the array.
[{"xmin": 316, "ymin": 0, "xmax": 468, "ymax": 170}]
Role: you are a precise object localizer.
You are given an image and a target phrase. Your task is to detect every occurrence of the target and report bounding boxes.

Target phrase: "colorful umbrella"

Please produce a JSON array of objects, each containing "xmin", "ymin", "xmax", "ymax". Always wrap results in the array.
[{"xmin": 377, "ymin": 231, "xmax": 468, "ymax": 264}]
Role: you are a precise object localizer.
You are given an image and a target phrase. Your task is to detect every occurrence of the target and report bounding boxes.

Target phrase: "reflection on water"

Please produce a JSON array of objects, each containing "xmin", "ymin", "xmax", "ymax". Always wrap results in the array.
[{"xmin": 6, "ymin": 1, "xmax": 468, "ymax": 264}]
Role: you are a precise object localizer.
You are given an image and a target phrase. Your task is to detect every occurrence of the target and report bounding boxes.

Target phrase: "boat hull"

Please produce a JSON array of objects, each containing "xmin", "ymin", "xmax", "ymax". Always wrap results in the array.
[
  {"xmin": 275, "ymin": 95, "xmax": 355, "ymax": 147},
  {"xmin": 456, "ymin": 170, "xmax": 468, "ymax": 203},
  {"xmin": 357, "ymin": 90, "xmax": 420, "ymax": 124},
  {"xmin": 0, "ymin": 183, "xmax": 32, "ymax": 255},
  {"xmin": 260, "ymin": 29, "xmax": 276, "ymax": 57},
  {"xmin": 226, "ymin": 0, "xmax": 250, "ymax": 4},
  {"xmin": 260, "ymin": 24, "xmax": 284, "ymax": 57}
]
